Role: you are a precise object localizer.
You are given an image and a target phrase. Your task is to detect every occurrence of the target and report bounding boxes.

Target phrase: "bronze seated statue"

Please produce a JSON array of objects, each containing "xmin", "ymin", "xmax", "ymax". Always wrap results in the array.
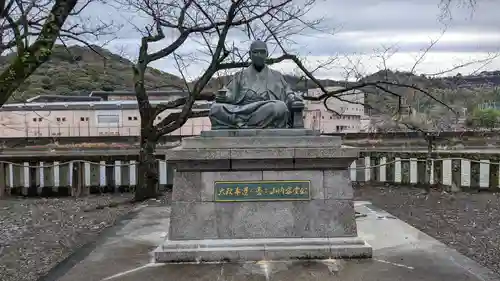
[{"xmin": 209, "ymin": 40, "xmax": 305, "ymax": 130}]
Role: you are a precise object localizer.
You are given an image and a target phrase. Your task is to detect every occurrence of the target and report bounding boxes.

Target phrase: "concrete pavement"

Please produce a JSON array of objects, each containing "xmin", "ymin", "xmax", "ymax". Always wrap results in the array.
[{"xmin": 51, "ymin": 201, "xmax": 500, "ymax": 281}]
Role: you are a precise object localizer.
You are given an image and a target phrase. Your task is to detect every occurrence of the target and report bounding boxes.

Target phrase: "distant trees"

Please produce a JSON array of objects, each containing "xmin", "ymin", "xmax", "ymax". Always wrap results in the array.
[
  {"xmin": 467, "ymin": 108, "xmax": 500, "ymax": 130},
  {"xmin": 0, "ymin": 0, "xmax": 113, "ymax": 105}
]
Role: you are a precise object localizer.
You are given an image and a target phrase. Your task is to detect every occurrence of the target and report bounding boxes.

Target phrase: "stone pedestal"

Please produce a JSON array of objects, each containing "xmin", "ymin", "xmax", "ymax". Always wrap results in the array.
[{"xmin": 154, "ymin": 129, "xmax": 372, "ymax": 262}]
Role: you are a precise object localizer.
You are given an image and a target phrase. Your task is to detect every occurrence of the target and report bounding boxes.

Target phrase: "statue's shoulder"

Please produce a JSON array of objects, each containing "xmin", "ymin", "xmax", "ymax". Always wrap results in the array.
[
  {"xmin": 267, "ymin": 67, "xmax": 284, "ymax": 76},
  {"xmin": 267, "ymin": 67, "xmax": 287, "ymax": 82},
  {"xmin": 267, "ymin": 67, "xmax": 285, "ymax": 78}
]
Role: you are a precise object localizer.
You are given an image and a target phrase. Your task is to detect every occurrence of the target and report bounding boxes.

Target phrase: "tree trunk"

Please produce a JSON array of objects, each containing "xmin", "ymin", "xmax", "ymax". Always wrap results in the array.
[
  {"xmin": 0, "ymin": 0, "xmax": 78, "ymax": 105},
  {"xmin": 135, "ymin": 126, "xmax": 158, "ymax": 201}
]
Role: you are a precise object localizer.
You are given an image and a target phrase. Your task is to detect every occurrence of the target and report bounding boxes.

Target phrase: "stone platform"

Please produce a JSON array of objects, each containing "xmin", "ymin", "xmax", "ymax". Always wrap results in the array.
[
  {"xmin": 56, "ymin": 202, "xmax": 500, "ymax": 281},
  {"xmin": 156, "ymin": 129, "xmax": 372, "ymax": 262}
]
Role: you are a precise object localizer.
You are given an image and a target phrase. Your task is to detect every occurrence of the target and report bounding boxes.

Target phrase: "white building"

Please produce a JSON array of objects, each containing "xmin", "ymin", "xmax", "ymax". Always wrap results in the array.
[
  {"xmin": 0, "ymin": 88, "xmax": 370, "ymax": 138},
  {"xmin": 304, "ymin": 86, "xmax": 367, "ymax": 133}
]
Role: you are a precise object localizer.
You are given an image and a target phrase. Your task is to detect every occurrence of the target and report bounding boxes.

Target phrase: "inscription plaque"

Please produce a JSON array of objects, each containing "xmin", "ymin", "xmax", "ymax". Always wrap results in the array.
[{"xmin": 214, "ymin": 180, "xmax": 311, "ymax": 202}]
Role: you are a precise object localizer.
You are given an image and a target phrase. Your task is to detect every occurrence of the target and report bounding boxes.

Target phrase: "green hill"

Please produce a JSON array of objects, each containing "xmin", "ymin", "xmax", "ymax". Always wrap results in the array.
[
  {"xmin": 0, "ymin": 45, "xmax": 184, "ymax": 102},
  {"xmin": 1, "ymin": 44, "xmax": 499, "ymax": 117}
]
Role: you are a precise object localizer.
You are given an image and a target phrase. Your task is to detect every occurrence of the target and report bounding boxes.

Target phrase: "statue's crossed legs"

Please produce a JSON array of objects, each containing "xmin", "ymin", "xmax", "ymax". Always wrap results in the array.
[{"xmin": 209, "ymin": 100, "xmax": 289, "ymax": 129}]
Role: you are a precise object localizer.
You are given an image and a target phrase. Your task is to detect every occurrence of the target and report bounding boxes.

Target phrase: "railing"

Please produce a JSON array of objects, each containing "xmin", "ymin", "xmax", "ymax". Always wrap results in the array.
[
  {"xmin": 355, "ymin": 151, "xmax": 497, "ymax": 189},
  {"xmin": 0, "ymin": 150, "xmax": 499, "ymax": 198},
  {"xmin": 0, "ymin": 158, "xmax": 173, "ymax": 197}
]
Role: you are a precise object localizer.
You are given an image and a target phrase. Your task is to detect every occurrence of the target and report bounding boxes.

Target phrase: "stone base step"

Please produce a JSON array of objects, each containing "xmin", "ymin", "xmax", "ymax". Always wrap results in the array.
[
  {"xmin": 200, "ymin": 129, "xmax": 320, "ymax": 137},
  {"xmin": 154, "ymin": 237, "xmax": 372, "ymax": 263},
  {"xmin": 181, "ymin": 135, "xmax": 342, "ymax": 149}
]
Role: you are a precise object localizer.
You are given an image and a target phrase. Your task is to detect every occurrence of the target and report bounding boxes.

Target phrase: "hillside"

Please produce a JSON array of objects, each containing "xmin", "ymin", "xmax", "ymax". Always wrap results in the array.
[
  {"xmin": 360, "ymin": 70, "xmax": 500, "ymax": 115},
  {"xmin": 208, "ymin": 68, "xmax": 500, "ymax": 117},
  {"xmin": 1, "ymin": 45, "xmax": 499, "ymax": 115},
  {"xmin": 0, "ymin": 45, "xmax": 184, "ymax": 102}
]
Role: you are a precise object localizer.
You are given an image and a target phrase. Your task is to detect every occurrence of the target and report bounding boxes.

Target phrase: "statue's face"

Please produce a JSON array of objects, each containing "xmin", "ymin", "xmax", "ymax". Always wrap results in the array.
[{"xmin": 250, "ymin": 47, "xmax": 267, "ymax": 68}]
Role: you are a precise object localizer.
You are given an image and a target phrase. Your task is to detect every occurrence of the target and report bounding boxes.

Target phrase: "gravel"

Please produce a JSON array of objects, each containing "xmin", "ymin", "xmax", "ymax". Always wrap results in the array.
[
  {"xmin": 0, "ymin": 194, "xmax": 136, "ymax": 281},
  {"xmin": 355, "ymin": 185, "xmax": 500, "ymax": 275}
]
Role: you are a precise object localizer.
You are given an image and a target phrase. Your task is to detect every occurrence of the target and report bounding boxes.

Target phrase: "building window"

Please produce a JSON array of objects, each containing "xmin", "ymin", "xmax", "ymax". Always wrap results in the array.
[
  {"xmin": 133, "ymin": 116, "xmax": 138, "ymax": 120},
  {"xmin": 38, "ymin": 118, "xmax": 42, "ymax": 122},
  {"xmin": 56, "ymin": 117, "xmax": 60, "ymax": 122},
  {"xmin": 80, "ymin": 117, "xmax": 85, "ymax": 121},
  {"xmin": 32, "ymin": 118, "xmax": 36, "ymax": 122},
  {"xmin": 128, "ymin": 117, "xmax": 132, "ymax": 121},
  {"xmin": 97, "ymin": 114, "xmax": 119, "ymax": 124},
  {"xmin": 62, "ymin": 117, "xmax": 66, "ymax": 122}
]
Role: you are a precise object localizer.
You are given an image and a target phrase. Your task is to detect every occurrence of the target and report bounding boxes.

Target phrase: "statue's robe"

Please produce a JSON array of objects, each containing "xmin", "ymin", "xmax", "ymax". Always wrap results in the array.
[{"xmin": 209, "ymin": 65, "xmax": 293, "ymax": 129}]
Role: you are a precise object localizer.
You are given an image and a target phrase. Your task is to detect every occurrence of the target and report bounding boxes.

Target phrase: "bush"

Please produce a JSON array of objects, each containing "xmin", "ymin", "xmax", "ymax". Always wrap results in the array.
[{"xmin": 470, "ymin": 108, "xmax": 500, "ymax": 129}]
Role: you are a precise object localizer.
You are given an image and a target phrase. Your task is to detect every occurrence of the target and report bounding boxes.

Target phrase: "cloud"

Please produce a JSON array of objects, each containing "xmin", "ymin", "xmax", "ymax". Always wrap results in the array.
[
  {"xmin": 312, "ymin": 0, "xmax": 499, "ymax": 32},
  {"xmin": 271, "ymin": 52, "xmax": 500, "ymax": 80},
  {"xmin": 80, "ymin": 0, "xmax": 500, "ymax": 80},
  {"xmin": 296, "ymin": 31, "xmax": 500, "ymax": 55}
]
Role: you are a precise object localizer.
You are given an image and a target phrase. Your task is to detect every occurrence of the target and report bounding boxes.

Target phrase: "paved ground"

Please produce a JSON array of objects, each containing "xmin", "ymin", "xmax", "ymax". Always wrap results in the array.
[
  {"xmin": 356, "ymin": 186, "xmax": 500, "ymax": 275},
  {"xmin": 51, "ymin": 201, "xmax": 500, "ymax": 281}
]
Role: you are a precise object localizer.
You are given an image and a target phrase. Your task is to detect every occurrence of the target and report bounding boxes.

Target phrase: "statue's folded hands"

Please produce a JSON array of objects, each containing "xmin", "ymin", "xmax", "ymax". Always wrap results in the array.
[{"xmin": 209, "ymin": 40, "xmax": 304, "ymax": 129}]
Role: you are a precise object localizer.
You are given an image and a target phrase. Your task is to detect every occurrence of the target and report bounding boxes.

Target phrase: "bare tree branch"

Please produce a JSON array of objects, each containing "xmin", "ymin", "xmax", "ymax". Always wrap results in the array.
[
  {"xmin": 0, "ymin": 0, "xmax": 116, "ymax": 105},
  {"xmin": 125, "ymin": 0, "xmax": 323, "ymax": 200}
]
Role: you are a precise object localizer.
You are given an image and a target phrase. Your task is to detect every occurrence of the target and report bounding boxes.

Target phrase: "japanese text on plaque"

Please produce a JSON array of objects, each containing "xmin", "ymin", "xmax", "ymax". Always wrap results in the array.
[{"xmin": 214, "ymin": 180, "xmax": 311, "ymax": 202}]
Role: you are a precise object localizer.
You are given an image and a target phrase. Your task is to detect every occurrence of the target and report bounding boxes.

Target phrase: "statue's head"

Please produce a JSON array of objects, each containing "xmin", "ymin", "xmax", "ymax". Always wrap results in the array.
[{"xmin": 249, "ymin": 40, "xmax": 268, "ymax": 69}]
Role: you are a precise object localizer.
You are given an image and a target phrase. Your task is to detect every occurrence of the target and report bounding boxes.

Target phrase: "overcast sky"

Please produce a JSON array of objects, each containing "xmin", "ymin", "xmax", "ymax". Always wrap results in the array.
[{"xmin": 82, "ymin": 0, "xmax": 500, "ymax": 80}]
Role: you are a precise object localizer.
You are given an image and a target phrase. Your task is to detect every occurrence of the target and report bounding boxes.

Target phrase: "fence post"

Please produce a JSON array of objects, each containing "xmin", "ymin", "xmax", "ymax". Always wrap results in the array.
[
  {"xmin": 470, "ymin": 158, "xmax": 480, "ymax": 190},
  {"xmin": 0, "ymin": 162, "xmax": 5, "ymax": 198},
  {"xmin": 370, "ymin": 156, "xmax": 379, "ymax": 183},
  {"xmin": 489, "ymin": 156, "xmax": 499, "ymax": 190},
  {"xmin": 71, "ymin": 161, "xmax": 86, "ymax": 197},
  {"xmin": 29, "ymin": 161, "xmax": 37, "ymax": 196},
  {"xmin": 400, "ymin": 154, "xmax": 411, "ymax": 185},
  {"xmin": 355, "ymin": 157, "xmax": 365, "ymax": 185},
  {"xmin": 432, "ymin": 158, "xmax": 443, "ymax": 187},
  {"xmin": 417, "ymin": 156, "xmax": 426, "ymax": 187},
  {"xmin": 81, "ymin": 162, "xmax": 88, "ymax": 195},
  {"xmin": 451, "ymin": 158, "xmax": 462, "ymax": 191},
  {"xmin": 385, "ymin": 154, "xmax": 395, "ymax": 184}
]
